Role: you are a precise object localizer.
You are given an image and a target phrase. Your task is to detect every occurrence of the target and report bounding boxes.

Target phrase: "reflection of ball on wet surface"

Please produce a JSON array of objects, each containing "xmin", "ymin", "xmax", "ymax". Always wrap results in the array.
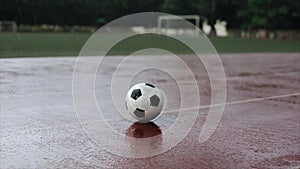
[
  {"xmin": 126, "ymin": 122, "xmax": 162, "ymax": 138},
  {"xmin": 126, "ymin": 122, "xmax": 163, "ymax": 155},
  {"xmin": 125, "ymin": 83, "xmax": 165, "ymax": 123}
]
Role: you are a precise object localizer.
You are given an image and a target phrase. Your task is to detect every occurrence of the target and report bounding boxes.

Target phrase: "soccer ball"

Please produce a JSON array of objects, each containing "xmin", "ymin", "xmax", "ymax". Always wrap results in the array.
[{"xmin": 125, "ymin": 83, "xmax": 165, "ymax": 123}]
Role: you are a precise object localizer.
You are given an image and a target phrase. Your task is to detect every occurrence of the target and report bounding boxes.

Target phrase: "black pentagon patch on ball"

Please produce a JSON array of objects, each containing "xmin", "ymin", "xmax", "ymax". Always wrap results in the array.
[
  {"xmin": 150, "ymin": 94, "xmax": 160, "ymax": 107},
  {"xmin": 134, "ymin": 108, "xmax": 145, "ymax": 118},
  {"xmin": 145, "ymin": 83, "xmax": 155, "ymax": 88},
  {"xmin": 131, "ymin": 89, "xmax": 142, "ymax": 100}
]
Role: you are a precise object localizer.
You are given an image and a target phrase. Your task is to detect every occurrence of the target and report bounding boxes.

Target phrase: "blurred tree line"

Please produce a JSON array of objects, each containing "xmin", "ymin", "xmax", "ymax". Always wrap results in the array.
[{"xmin": 0, "ymin": 0, "xmax": 299, "ymax": 30}]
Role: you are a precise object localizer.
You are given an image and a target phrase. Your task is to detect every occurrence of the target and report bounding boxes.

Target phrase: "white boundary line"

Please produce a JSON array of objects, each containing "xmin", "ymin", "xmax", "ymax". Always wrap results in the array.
[{"xmin": 164, "ymin": 92, "xmax": 300, "ymax": 113}]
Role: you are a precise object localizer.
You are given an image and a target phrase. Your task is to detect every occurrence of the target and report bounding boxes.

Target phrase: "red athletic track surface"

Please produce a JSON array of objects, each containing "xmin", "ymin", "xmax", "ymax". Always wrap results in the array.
[{"xmin": 1, "ymin": 53, "xmax": 299, "ymax": 168}]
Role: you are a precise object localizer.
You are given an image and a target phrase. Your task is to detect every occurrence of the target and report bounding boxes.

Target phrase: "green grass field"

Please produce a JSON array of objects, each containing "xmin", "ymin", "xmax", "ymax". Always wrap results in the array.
[{"xmin": 0, "ymin": 33, "xmax": 299, "ymax": 58}]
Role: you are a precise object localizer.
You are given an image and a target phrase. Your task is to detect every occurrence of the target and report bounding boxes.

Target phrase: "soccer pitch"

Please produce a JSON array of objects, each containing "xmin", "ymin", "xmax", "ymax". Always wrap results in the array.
[{"xmin": 1, "ymin": 33, "xmax": 300, "ymax": 58}]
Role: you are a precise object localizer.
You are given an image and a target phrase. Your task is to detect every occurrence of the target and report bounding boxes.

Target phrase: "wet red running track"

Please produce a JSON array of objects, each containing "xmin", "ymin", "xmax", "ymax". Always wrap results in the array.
[{"xmin": 1, "ymin": 53, "xmax": 299, "ymax": 168}]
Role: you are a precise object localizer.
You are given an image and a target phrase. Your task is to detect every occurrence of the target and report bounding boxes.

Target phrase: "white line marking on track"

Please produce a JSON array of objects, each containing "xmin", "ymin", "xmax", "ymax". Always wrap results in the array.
[{"xmin": 164, "ymin": 92, "xmax": 300, "ymax": 113}]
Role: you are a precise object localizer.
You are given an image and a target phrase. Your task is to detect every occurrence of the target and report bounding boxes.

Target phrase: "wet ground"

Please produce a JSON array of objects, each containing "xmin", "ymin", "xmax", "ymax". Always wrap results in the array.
[{"xmin": 1, "ymin": 53, "xmax": 299, "ymax": 168}]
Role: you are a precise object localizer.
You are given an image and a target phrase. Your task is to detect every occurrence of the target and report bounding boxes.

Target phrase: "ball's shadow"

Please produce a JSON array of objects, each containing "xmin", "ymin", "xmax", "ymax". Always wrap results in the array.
[{"xmin": 126, "ymin": 122, "xmax": 162, "ymax": 138}]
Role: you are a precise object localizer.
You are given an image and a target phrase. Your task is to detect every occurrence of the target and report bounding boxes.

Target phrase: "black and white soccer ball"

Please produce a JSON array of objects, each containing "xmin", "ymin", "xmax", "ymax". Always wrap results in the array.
[{"xmin": 125, "ymin": 83, "xmax": 165, "ymax": 123}]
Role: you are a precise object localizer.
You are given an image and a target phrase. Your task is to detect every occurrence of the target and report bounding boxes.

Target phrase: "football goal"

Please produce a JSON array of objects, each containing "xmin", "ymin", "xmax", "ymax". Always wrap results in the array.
[
  {"xmin": 0, "ymin": 21, "xmax": 17, "ymax": 32},
  {"xmin": 157, "ymin": 15, "xmax": 201, "ymax": 36}
]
